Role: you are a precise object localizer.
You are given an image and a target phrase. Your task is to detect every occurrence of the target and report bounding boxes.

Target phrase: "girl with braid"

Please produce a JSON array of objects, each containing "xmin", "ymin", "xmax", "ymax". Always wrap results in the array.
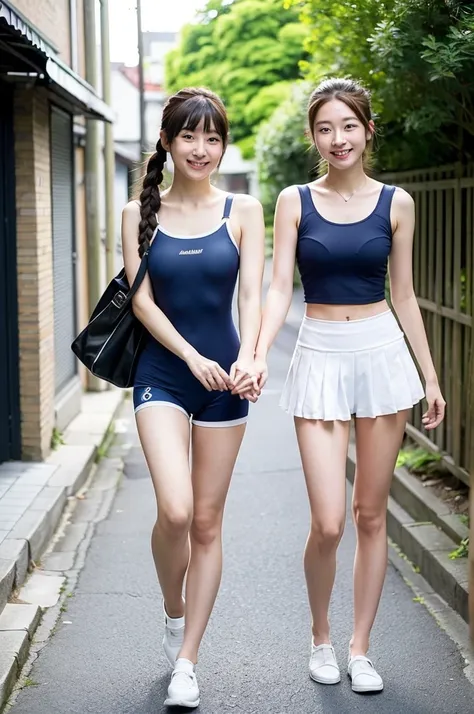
[{"xmin": 121, "ymin": 87, "xmax": 264, "ymax": 708}]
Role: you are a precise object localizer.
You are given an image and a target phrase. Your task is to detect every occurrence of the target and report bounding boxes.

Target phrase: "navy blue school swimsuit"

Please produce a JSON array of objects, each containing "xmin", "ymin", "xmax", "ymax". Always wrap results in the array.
[{"xmin": 133, "ymin": 194, "xmax": 249, "ymax": 427}]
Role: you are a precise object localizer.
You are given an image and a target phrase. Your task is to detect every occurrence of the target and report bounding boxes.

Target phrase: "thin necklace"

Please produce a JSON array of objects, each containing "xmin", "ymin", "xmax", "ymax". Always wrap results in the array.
[{"xmin": 326, "ymin": 177, "xmax": 367, "ymax": 203}]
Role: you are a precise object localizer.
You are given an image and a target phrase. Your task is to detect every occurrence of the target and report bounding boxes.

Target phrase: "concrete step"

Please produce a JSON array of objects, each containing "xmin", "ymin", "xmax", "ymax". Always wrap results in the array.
[{"xmin": 347, "ymin": 442, "xmax": 468, "ymax": 622}]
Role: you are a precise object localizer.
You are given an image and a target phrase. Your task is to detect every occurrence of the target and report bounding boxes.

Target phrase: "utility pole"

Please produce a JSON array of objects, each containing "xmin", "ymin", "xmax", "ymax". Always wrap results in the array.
[
  {"xmin": 137, "ymin": 0, "xmax": 147, "ymax": 162},
  {"xmin": 84, "ymin": 0, "xmax": 103, "ymax": 392},
  {"xmin": 100, "ymin": 0, "xmax": 115, "ymax": 282}
]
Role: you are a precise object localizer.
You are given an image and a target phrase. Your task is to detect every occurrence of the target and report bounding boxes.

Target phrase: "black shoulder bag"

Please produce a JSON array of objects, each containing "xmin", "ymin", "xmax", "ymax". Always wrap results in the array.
[{"xmin": 71, "ymin": 251, "xmax": 149, "ymax": 388}]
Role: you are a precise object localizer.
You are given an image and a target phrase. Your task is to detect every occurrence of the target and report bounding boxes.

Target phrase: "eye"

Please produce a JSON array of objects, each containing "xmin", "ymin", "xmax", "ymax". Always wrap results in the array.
[
  {"xmin": 319, "ymin": 127, "xmax": 331, "ymax": 134},
  {"xmin": 208, "ymin": 137, "xmax": 220, "ymax": 143},
  {"xmin": 182, "ymin": 133, "xmax": 193, "ymax": 140},
  {"xmin": 345, "ymin": 124, "xmax": 358, "ymax": 130}
]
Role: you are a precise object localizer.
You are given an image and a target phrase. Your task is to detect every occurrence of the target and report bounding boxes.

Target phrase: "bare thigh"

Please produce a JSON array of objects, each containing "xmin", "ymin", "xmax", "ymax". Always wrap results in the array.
[
  {"xmin": 136, "ymin": 406, "xmax": 193, "ymax": 518},
  {"xmin": 353, "ymin": 410, "xmax": 409, "ymax": 515},
  {"xmin": 294, "ymin": 418, "xmax": 350, "ymax": 532},
  {"xmin": 191, "ymin": 424, "xmax": 246, "ymax": 532}
]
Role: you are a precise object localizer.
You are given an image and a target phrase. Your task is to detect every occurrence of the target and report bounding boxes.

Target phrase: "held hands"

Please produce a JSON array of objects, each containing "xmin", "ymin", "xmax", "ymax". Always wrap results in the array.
[
  {"xmin": 230, "ymin": 356, "xmax": 269, "ymax": 403},
  {"xmin": 421, "ymin": 381, "xmax": 446, "ymax": 430},
  {"xmin": 230, "ymin": 357, "xmax": 260, "ymax": 403}
]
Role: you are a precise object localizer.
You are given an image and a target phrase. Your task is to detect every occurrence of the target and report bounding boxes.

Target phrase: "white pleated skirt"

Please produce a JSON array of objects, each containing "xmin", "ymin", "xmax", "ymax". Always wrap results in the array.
[{"xmin": 280, "ymin": 310, "xmax": 425, "ymax": 421}]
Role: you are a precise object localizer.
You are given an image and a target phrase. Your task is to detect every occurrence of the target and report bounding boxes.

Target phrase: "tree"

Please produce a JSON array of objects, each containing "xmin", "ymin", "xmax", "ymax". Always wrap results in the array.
[
  {"xmin": 289, "ymin": 0, "xmax": 474, "ymax": 170},
  {"xmin": 255, "ymin": 82, "xmax": 314, "ymax": 223},
  {"xmin": 165, "ymin": 0, "xmax": 309, "ymax": 155}
]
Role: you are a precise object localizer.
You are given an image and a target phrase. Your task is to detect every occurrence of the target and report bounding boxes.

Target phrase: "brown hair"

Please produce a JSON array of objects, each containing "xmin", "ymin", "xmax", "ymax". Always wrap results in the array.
[
  {"xmin": 138, "ymin": 87, "xmax": 229, "ymax": 257},
  {"xmin": 307, "ymin": 78, "xmax": 374, "ymax": 167}
]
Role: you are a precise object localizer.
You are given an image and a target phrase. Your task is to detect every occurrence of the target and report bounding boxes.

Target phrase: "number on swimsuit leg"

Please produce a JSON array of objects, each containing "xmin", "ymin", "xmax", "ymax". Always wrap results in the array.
[{"xmin": 142, "ymin": 387, "xmax": 153, "ymax": 402}]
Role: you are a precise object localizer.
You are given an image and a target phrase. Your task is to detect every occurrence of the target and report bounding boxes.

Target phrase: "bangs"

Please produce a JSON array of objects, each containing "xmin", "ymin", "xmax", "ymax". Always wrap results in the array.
[{"xmin": 170, "ymin": 95, "xmax": 228, "ymax": 142}]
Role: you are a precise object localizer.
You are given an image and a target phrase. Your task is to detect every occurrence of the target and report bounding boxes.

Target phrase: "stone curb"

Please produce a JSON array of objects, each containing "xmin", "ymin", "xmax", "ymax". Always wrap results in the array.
[
  {"xmin": 0, "ymin": 389, "xmax": 125, "ymax": 712},
  {"xmin": 346, "ymin": 442, "xmax": 468, "ymax": 622}
]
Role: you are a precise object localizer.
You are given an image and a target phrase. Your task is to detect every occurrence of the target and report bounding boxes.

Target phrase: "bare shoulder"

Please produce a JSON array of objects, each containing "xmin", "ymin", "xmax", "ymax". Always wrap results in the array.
[
  {"xmin": 276, "ymin": 185, "xmax": 301, "ymax": 221},
  {"xmin": 122, "ymin": 199, "xmax": 141, "ymax": 217},
  {"xmin": 232, "ymin": 193, "xmax": 263, "ymax": 215},
  {"xmin": 392, "ymin": 186, "xmax": 414, "ymax": 211},
  {"xmin": 279, "ymin": 184, "xmax": 300, "ymax": 202}
]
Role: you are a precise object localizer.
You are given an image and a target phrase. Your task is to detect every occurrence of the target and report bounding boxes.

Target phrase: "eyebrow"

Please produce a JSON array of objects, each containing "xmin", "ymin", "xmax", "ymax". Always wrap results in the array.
[
  {"xmin": 314, "ymin": 116, "xmax": 359, "ymax": 125},
  {"xmin": 181, "ymin": 125, "xmax": 218, "ymax": 133}
]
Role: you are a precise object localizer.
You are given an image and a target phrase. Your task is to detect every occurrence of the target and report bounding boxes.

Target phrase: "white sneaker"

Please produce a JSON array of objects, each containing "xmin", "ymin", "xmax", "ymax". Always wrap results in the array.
[
  {"xmin": 164, "ymin": 658, "xmax": 200, "ymax": 708},
  {"xmin": 162, "ymin": 603, "xmax": 185, "ymax": 667},
  {"xmin": 347, "ymin": 655, "xmax": 383, "ymax": 693},
  {"xmin": 309, "ymin": 643, "xmax": 341, "ymax": 684}
]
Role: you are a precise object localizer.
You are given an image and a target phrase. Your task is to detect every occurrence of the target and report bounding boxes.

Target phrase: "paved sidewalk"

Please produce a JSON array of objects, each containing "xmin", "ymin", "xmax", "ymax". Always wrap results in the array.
[{"xmin": 0, "ymin": 388, "xmax": 123, "ymax": 707}]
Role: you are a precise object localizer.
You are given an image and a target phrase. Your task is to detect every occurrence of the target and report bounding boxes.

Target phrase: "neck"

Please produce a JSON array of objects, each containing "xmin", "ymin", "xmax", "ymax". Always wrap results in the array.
[
  {"xmin": 325, "ymin": 163, "xmax": 367, "ymax": 194},
  {"xmin": 167, "ymin": 170, "xmax": 215, "ymax": 204}
]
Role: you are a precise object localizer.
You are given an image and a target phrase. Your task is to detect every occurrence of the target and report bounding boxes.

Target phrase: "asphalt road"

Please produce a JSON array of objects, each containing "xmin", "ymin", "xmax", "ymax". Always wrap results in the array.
[{"xmin": 9, "ymin": 330, "xmax": 473, "ymax": 714}]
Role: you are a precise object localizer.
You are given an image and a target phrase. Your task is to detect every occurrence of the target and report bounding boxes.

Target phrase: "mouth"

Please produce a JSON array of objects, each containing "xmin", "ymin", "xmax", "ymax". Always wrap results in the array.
[
  {"xmin": 187, "ymin": 159, "xmax": 209, "ymax": 170},
  {"xmin": 331, "ymin": 149, "xmax": 353, "ymax": 159}
]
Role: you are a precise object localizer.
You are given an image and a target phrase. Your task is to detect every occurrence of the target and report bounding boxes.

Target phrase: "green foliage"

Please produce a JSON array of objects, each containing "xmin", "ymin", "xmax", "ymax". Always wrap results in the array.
[
  {"xmin": 396, "ymin": 447, "xmax": 442, "ymax": 474},
  {"xmin": 289, "ymin": 0, "xmax": 474, "ymax": 170},
  {"xmin": 255, "ymin": 82, "xmax": 315, "ymax": 223},
  {"xmin": 449, "ymin": 537, "xmax": 469, "ymax": 559},
  {"xmin": 165, "ymin": 0, "xmax": 309, "ymax": 149},
  {"xmin": 50, "ymin": 427, "xmax": 65, "ymax": 451}
]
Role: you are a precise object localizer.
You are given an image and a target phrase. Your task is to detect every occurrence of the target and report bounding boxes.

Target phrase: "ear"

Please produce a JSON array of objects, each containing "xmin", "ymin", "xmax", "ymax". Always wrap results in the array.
[
  {"xmin": 367, "ymin": 119, "xmax": 375, "ymax": 141},
  {"xmin": 160, "ymin": 129, "xmax": 170, "ymax": 152}
]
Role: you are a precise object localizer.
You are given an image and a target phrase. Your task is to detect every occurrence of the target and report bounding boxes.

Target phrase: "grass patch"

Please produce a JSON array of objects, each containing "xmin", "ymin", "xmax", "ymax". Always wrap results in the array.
[{"xmin": 449, "ymin": 537, "xmax": 469, "ymax": 560}]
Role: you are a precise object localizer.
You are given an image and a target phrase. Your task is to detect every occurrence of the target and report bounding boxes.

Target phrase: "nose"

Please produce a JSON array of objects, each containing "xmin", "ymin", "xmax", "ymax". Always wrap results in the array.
[
  {"xmin": 192, "ymin": 140, "xmax": 206, "ymax": 157},
  {"xmin": 332, "ymin": 131, "xmax": 346, "ymax": 147}
]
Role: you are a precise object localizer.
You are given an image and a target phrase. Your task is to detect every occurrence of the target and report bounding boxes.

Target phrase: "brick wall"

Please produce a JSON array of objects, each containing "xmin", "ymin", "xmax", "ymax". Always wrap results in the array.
[
  {"xmin": 14, "ymin": 88, "xmax": 55, "ymax": 461},
  {"xmin": 13, "ymin": 0, "xmax": 71, "ymax": 65}
]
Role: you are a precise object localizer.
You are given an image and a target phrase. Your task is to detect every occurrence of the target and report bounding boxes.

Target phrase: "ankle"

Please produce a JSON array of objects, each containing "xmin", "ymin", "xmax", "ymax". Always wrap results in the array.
[
  {"xmin": 349, "ymin": 638, "xmax": 369, "ymax": 658},
  {"xmin": 312, "ymin": 629, "xmax": 331, "ymax": 647},
  {"xmin": 164, "ymin": 597, "xmax": 185, "ymax": 620},
  {"xmin": 177, "ymin": 648, "xmax": 198, "ymax": 665}
]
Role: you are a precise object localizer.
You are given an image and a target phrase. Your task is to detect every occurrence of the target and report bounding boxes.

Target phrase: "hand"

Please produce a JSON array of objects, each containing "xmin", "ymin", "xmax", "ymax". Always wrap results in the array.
[
  {"xmin": 230, "ymin": 358, "xmax": 260, "ymax": 398},
  {"xmin": 184, "ymin": 351, "xmax": 232, "ymax": 392},
  {"xmin": 253, "ymin": 357, "xmax": 269, "ymax": 391},
  {"xmin": 421, "ymin": 381, "xmax": 446, "ymax": 430},
  {"xmin": 231, "ymin": 357, "xmax": 269, "ymax": 403}
]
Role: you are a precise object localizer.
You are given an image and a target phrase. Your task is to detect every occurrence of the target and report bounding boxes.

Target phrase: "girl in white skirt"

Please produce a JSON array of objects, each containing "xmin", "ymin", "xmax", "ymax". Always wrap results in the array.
[{"xmin": 252, "ymin": 78, "xmax": 445, "ymax": 693}]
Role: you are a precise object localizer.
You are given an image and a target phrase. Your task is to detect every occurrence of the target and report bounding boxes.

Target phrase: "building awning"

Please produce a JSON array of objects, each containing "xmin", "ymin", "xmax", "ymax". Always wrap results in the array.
[{"xmin": 0, "ymin": 1, "xmax": 114, "ymax": 122}]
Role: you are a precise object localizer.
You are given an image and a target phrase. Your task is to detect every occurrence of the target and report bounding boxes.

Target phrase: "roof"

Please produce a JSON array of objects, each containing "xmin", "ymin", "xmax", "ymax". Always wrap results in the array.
[{"xmin": 0, "ymin": 0, "xmax": 114, "ymax": 122}]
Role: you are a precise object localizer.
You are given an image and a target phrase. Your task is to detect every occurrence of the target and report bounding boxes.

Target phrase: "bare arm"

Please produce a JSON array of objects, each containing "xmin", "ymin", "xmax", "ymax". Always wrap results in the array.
[
  {"xmin": 229, "ymin": 195, "xmax": 265, "ymax": 397},
  {"xmin": 235, "ymin": 195, "xmax": 265, "ymax": 361},
  {"xmin": 389, "ymin": 188, "xmax": 445, "ymax": 428},
  {"xmin": 122, "ymin": 201, "xmax": 231, "ymax": 391},
  {"xmin": 255, "ymin": 186, "xmax": 300, "ymax": 365}
]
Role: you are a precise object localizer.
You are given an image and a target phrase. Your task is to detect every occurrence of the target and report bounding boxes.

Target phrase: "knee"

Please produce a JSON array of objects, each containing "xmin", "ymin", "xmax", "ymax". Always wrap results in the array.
[
  {"xmin": 191, "ymin": 509, "xmax": 223, "ymax": 547},
  {"xmin": 352, "ymin": 502, "xmax": 386, "ymax": 537},
  {"xmin": 310, "ymin": 519, "xmax": 344, "ymax": 550},
  {"xmin": 158, "ymin": 505, "xmax": 192, "ymax": 539}
]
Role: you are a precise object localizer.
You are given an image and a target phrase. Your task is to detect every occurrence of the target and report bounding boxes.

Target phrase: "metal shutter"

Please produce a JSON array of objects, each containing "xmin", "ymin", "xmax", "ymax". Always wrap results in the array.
[
  {"xmin": 51, "ymin": 107, "xmax": 76, "ymax": 394},
  {"xmin": 0, "ymin": 82, "xmax": 20, "ymax": 461}
]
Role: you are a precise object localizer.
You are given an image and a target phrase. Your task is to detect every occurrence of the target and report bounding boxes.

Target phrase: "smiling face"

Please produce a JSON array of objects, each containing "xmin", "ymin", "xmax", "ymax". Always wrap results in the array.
[
  {"xmin": 164, "ymin": 118, "xmax": 224, "ymax": 181},
  {"xmin": 312, "ymin": 98, "xmax": 374, "ymax": 171},
  {"xmin": 159, "ymin": 91, "xmax": 229, "ymax": 183}
]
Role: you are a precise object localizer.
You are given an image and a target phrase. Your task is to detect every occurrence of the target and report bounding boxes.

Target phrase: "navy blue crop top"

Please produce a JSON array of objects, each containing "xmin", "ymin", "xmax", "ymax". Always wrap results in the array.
[{"xmin": 296, "ymin": 184, "xmax": 396, "ymax": 305}]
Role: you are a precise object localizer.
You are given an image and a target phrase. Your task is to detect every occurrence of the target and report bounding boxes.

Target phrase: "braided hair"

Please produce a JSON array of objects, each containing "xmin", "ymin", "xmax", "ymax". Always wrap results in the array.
[
  {"xmin": 138, "ymin": 140, "xmax": 167, "ymax": 257},
  {"xmin": 137, "ymin": 87, "xmax": 229, "ymax": 257}
]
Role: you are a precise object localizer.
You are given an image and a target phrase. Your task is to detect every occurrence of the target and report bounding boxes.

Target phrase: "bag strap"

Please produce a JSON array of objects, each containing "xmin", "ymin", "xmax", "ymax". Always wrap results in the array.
[
  {"xmin": 125, "ymin": 223, "xmax": 158, "ymax": 305},
  {"xmin": 127, "ymin": 251, "xmax": 149, "ymax": 303}
]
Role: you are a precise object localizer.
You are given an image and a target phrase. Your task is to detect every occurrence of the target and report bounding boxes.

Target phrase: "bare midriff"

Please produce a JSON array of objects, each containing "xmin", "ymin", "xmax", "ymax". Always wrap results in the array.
[{"xmin": 305, "ymin": 299, "xmax": 389, "ymax": 322}]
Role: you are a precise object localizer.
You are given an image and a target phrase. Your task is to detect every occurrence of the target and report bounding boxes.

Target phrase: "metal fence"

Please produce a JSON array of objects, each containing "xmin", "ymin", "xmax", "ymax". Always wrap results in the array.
[{"xmin": 380, "ymin": 163, "xmax": 474, "ymax": 486}]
